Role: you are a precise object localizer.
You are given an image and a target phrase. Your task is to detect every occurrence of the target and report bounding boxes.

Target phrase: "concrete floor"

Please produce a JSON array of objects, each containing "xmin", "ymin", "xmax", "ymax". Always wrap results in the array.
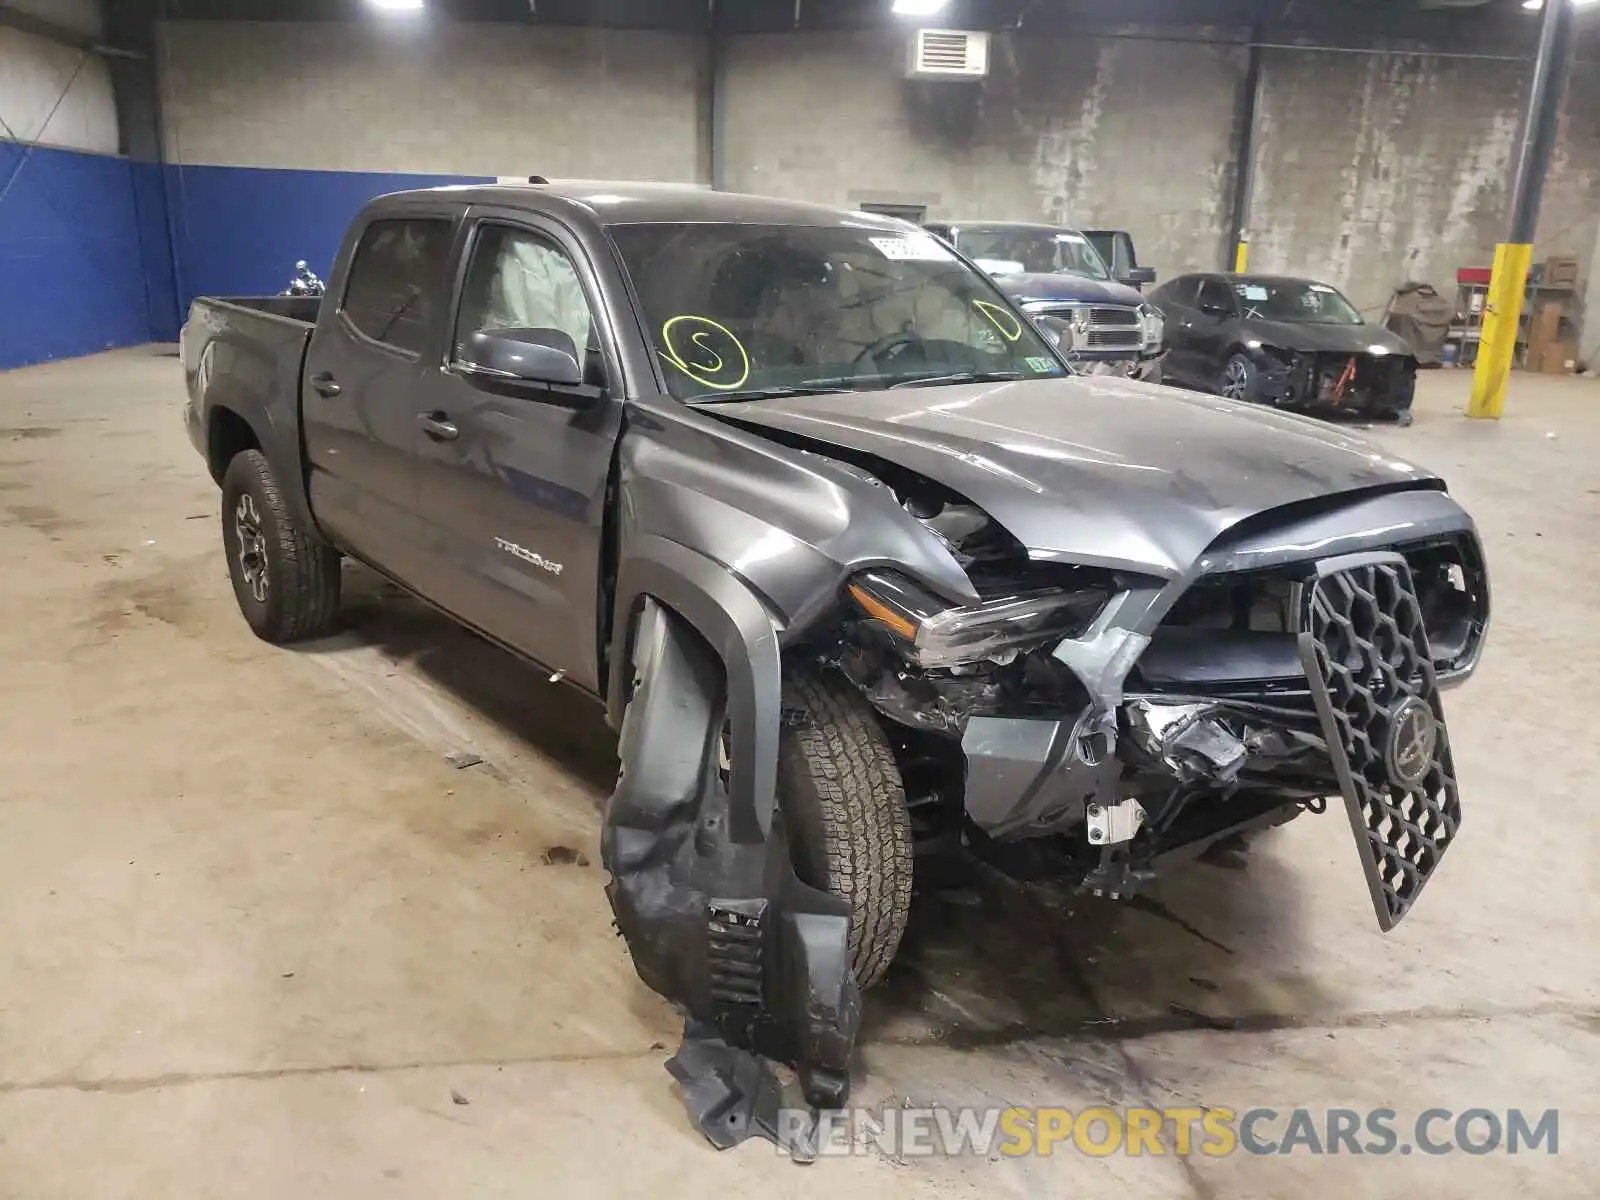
[{"xmin": 0, "ymin": 348, "xmax": 1595, "ymax": 1197}]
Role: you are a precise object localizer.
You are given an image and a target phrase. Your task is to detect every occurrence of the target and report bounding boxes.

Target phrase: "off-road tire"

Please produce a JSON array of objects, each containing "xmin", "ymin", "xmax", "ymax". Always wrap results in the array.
[
  {"xmin": 220, "ymin": 450, "xmax": 341, "ymax": 643},
  {"xmin": 778, "ymin": 671, "xmax": 914, "ymax": 988}
]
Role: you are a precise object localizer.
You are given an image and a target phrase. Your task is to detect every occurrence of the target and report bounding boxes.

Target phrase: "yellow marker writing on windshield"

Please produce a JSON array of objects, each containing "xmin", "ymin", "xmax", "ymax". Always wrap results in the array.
[
  {"xmin": 972, "ymin": 300, "xmax": 1023, "ymax": 343},
  {"xmin": 660, "ymin": 315, "xmax": 750, "ymax": 391}
]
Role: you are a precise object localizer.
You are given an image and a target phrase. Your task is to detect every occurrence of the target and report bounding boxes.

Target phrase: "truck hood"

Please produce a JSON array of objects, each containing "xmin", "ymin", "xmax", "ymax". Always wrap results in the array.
[
  {"xmin": 995, "ymin": 273, "xmax": 1146, "ymax": 308},
  {"xmin": 714, "ymin": 375, "xmax": 1439, "ymax": 579},
  {"xmin": 1248, "ymin": 320, "xmax": 1413, "ymax": 357}
]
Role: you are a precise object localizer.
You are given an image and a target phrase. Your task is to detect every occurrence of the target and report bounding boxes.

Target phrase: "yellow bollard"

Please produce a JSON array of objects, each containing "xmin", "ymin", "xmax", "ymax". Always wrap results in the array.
[
  {"xmin": 1467, "ymin": 242, "xmax": 1533, "ymax": 419},
  {"xmin": 1233, "ymin": 235, "xmax": 1250, "ymax": 274}
]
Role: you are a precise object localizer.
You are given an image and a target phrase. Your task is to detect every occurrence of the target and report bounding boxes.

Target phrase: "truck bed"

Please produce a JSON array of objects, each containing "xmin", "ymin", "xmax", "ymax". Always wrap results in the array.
[
  {"xmin": 215, "ymin": 295, "xmax": 322, "ymax": 325},
  {"xmin": 181, "ymin": 294, "xmax": 322, "ymax": 508}
]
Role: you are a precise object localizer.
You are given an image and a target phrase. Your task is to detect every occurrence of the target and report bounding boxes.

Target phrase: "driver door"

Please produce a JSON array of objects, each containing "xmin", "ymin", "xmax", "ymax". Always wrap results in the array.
[
  {"xmin": 413, "ymin": 211, "xmax": 621, "ymax": 689},
  {"xmin": 1189, "ymin": 277, "xmax": 1239, "ymax": 383}
]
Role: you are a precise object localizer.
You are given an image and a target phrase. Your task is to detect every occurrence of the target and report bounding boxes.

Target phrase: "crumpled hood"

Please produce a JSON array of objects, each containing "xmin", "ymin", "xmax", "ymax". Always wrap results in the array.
[
  {"xmin": 995, "ymin": 273, "xmax": 1146, "ymax": 308},
  {"xmin": 1246, "ymin": 319, "xmax": 1413, "ymax": 357},
  {"xmin": 716, "ymin": 375, "xmax": 1440, "ymax": 579}
]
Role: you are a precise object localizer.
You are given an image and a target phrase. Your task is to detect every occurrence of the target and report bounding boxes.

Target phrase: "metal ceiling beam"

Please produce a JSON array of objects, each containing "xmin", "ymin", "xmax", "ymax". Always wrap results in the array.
[
  {"xmin": 0, "ymin": 2, "xmax": 95, "ymax": 49},
  {"xmin": 0, "ymin": 1, "xmax": 145, "ymax": 57}
]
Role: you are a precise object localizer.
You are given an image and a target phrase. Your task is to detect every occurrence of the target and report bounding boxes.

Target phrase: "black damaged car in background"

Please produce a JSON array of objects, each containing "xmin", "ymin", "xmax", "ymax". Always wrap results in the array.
[{"xmin": 1153, "ymin": 273, "xmax": 1419, "ymax": 425}]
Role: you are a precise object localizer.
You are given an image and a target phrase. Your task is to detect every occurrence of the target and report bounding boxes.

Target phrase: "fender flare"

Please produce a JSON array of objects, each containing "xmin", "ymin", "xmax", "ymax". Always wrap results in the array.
[
  {"xmin": 608, "ymin": 534, "xmax": 783, "ymax": 845},
  {"xmin": 196, "ymin": 327, "xmax": 326, "ymax": 542}
]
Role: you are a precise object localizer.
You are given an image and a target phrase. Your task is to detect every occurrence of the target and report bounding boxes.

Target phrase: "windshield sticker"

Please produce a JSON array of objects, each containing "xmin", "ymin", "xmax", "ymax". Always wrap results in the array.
[
  {"xmin": 869, "ymin": 235, "xmax": 954, "ymax": 263},
  {"xmin": 659, "ymin": 315, "xmax": 750, "ymax": 391},
  {"xmin": 1024, "ymin": 356, "xmax": 1060, "ymax": 375},
  {"xmin": 1239, "ymin": 285, "xmax": 1270, "ymax": 302},
  {"xmin": 972, "ymin": 300, "xmax": 1023, "ymax": 343},
  {"xmin": 973, "ymin": 257, "xmax": 1026, "ymax": 276}
]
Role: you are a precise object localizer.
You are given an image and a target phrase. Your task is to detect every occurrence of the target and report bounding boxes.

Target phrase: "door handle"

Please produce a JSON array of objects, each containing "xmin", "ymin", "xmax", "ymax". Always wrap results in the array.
[
  {"xmin": 418, "ymin": 412, "xmax": 459, "ymax": 442},
  {"xmin": 310, "ymin": 371, "xmax": 341, "ymax": 398}
]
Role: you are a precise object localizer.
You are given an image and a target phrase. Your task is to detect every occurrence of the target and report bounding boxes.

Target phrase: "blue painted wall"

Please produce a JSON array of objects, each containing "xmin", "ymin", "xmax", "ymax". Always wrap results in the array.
[
  {"xmin": 0, "ymin": 140, "xmax": 154, "ymax": 371},
  {"xmin": 131, "ymin": 161, "xmax": 181, "ymax": 344},
  {"xmin": 164, "ymin": 164, "xmax": 491, "ymax": 314},
  {"xmin": 0, "ymin": 150, "xmax": 490, "ymax": 371}
]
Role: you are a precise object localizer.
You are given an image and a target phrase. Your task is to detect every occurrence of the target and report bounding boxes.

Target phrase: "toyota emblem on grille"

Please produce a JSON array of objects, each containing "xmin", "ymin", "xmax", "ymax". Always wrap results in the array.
[{"xmin": 1386, "ymin": 698, "xmax": 1439, "ymax": 790}]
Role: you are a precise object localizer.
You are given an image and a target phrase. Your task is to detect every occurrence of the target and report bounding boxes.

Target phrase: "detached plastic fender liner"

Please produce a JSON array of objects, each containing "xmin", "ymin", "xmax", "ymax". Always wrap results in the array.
[
  {"xmin": 602, "ymin": 591, "xmax": 860, "ymax": 1127},
  {"xmin": 608, "ymin": 535, "xmax": 783, "ymax": 844}
]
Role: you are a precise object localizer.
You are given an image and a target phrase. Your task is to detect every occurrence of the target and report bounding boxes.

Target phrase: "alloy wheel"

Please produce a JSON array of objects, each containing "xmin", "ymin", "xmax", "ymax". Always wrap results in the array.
[
  {"xmin": 1222, "ymin": 359, "xmax": 1250, "ymax": 400},
  {"xmin": 234, "ymin": 493, "xmax": 269, "ymax": 604}
]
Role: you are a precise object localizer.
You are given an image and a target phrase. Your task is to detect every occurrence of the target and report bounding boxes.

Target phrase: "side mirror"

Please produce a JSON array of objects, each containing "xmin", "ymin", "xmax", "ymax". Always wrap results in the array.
[
  {"xmin": 465, "ymin": 327, "xmax": 583, "ymax": 388},
  {"xmin": 1120, "ymin": 267, "xmax": 1157, "ymax": 288},
  {"xmin": 1198, "ymin": 300, "xmax": 1230, "ymax": 318}
]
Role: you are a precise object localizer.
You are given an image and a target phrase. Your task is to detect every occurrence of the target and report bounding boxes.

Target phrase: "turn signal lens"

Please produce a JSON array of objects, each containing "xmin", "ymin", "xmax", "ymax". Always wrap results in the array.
[{"xmin": 846, "ymin": 582, "xmax": 919, "ymax": 640}]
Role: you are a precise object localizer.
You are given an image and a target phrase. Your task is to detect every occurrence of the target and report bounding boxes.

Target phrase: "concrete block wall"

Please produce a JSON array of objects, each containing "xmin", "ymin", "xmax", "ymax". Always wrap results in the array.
[
  {"xmin": 1250, "ymin": 48, "xmax": 1600, "ymax": 319},
  {"xmin": 0, "ymin": 23, "xmax": 117, "ymax": 153},
  {"xmin": 0, "ymin": 26, "xmax": 152, "ymax": 369},
  {"xmin": 157, "ymin": 21, "xmax": 706, "ymax": 179},
  {"xmin": 721, "ymin": 30, "xmax": 1247, "ymax": 284},
  {"xmin": 153, "ymin": 19, "xmax": 705, "ymax": 307},
  {"xmin": 15, "ymin": 16, "xmax": 1586, "ymax": 369}
]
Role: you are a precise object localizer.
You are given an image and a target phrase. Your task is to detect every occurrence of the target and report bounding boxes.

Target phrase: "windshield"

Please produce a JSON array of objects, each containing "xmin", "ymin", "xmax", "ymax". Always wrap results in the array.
[
  {"xmin": 1232, "ymin": 279, "xmax": 1363, "ymax": 325},
  {"xmin": 608, "ymin": 223, "xmax": 1068, "ymax": 402},
  {"xmin": 955, "ymin": 227, "xmax": 1111, "ymax": 281}
]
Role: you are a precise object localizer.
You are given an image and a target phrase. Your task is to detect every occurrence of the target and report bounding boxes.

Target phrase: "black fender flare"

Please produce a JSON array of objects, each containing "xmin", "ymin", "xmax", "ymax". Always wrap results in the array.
[
  {"xmin": 601, "ymin": 570, "xmax": 859, "ymax": 1121},
  {"xmin": 194, "ymin": 323, "xmax": 326, "ymax": 543},
  {"xmin": 607, "ymin": 534, "xmax": 783, "ymax": 845}
]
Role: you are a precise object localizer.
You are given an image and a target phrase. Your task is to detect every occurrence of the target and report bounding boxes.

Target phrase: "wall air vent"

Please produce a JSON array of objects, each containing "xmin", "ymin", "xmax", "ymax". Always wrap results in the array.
[{"xmin": 905, "ymin": 29, "xmax": 990, "ymax": 81}]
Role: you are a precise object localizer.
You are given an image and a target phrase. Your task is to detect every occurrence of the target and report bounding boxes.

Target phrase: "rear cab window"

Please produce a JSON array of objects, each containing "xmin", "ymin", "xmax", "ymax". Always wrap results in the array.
[{"xmin": 340, "ymin": 217, "xmax": 454, "ymax": 355}]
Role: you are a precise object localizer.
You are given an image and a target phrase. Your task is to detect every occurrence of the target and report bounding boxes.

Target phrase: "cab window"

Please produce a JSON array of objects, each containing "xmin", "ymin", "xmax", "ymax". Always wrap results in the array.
[
  {"xmin": 341, "ymin": 218, "xmax": 452, "ymax": 354},
  {"xmin": 453, "ymin": 223, "xmax": 603, "ymax": 384}
]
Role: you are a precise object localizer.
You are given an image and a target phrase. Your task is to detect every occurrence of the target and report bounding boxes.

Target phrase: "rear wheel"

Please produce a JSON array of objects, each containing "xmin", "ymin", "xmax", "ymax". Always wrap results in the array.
[
  {"xmin": 776, "ymin": 671, "xmax": 914, "ymax": 988},
  {"xmin": 1219, "ymin": 353, "xmax": 1260, "ymax": 402},
  {"xmin": 220, "ymin": 450, "xmax": 341, "ymax": 643}
]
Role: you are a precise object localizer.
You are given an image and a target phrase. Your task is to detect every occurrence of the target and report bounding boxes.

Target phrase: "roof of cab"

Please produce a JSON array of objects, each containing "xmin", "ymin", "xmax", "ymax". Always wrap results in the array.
[
  {"xmin": 940, "ymin": 220, "xmax": 1080, "ymax": 233},
  {"xmin": 376, "ymin": 180, "xmax": 918, "ymax": 230},
  {"xmin": 1169, "ymin": 271, "xmax": 1340, "ymax": 289}
]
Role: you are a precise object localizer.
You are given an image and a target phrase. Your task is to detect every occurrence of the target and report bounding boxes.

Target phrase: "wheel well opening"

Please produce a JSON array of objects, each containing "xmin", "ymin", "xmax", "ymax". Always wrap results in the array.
[{"xmin": 208, "ymin": 407, "xmax": 260, "ymax": 483}]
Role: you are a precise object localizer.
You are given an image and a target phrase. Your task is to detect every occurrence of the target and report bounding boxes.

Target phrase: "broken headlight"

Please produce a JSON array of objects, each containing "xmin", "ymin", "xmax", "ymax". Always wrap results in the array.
[
  {"xmin": 1138, "ymin": 303, "xmax": 1164, "ymax": 352},
  {"xmin": 845, "ymin": 570, "xmax": 1109, "ymax": 669}
]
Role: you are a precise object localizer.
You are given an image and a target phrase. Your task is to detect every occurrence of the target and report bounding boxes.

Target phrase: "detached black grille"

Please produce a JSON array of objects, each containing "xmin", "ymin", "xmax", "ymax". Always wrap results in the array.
[
  {"xmin": 1298, "ymin": 555, "xmax": 1462, "ymax": 930},
  {"xmin": 1136, "ymin": 533, "xmax": 1487, "ymax": 696}
]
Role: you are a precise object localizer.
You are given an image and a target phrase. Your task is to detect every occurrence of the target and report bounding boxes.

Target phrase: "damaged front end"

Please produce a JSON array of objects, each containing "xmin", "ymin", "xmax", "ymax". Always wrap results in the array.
[
  {"xmin": 1253, "ymin": 346, "xmax": 1419, "ymax": 420},
  {"xmin": 827, "ymin": 485, "xmax": 1487, "ymax": 911},
  {"xmin": 600, "ymin": 389, "xmax": 1487, "ymax": 1149}
]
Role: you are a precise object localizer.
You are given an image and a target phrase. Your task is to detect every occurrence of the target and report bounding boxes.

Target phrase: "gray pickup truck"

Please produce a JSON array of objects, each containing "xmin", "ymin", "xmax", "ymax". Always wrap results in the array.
[{"xmin": 182, "ymin": 181, "xmax": 1488, "ymax": 1117}]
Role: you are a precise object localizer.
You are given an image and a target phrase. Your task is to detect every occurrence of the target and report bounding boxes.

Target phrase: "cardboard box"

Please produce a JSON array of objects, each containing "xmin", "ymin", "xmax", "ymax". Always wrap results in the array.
[
  {"xmin": 1544, "ymin": 255, "xmax": 1580, "ymax": 288},
  {"xmin": 1538, "ymin": 339, "xmax": 1578, "ymax": 375},
  {"xmin": 1526, "ymin": 302, "xmax": 1563, "ymax": 371}
]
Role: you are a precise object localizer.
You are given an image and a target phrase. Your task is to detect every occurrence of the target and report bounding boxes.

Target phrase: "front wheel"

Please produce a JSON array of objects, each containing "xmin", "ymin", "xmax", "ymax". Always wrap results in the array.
[
  {"xmin": 1219, "ymin": 353, "xmax": 1261, "ymax": 402},
  {"xmin": 778, "ymin": 671, "xmax": 914, "ymax": 988},
  {"xmin": 220, "ymin": 450, "xmax": 341, "ymax": 643}
]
